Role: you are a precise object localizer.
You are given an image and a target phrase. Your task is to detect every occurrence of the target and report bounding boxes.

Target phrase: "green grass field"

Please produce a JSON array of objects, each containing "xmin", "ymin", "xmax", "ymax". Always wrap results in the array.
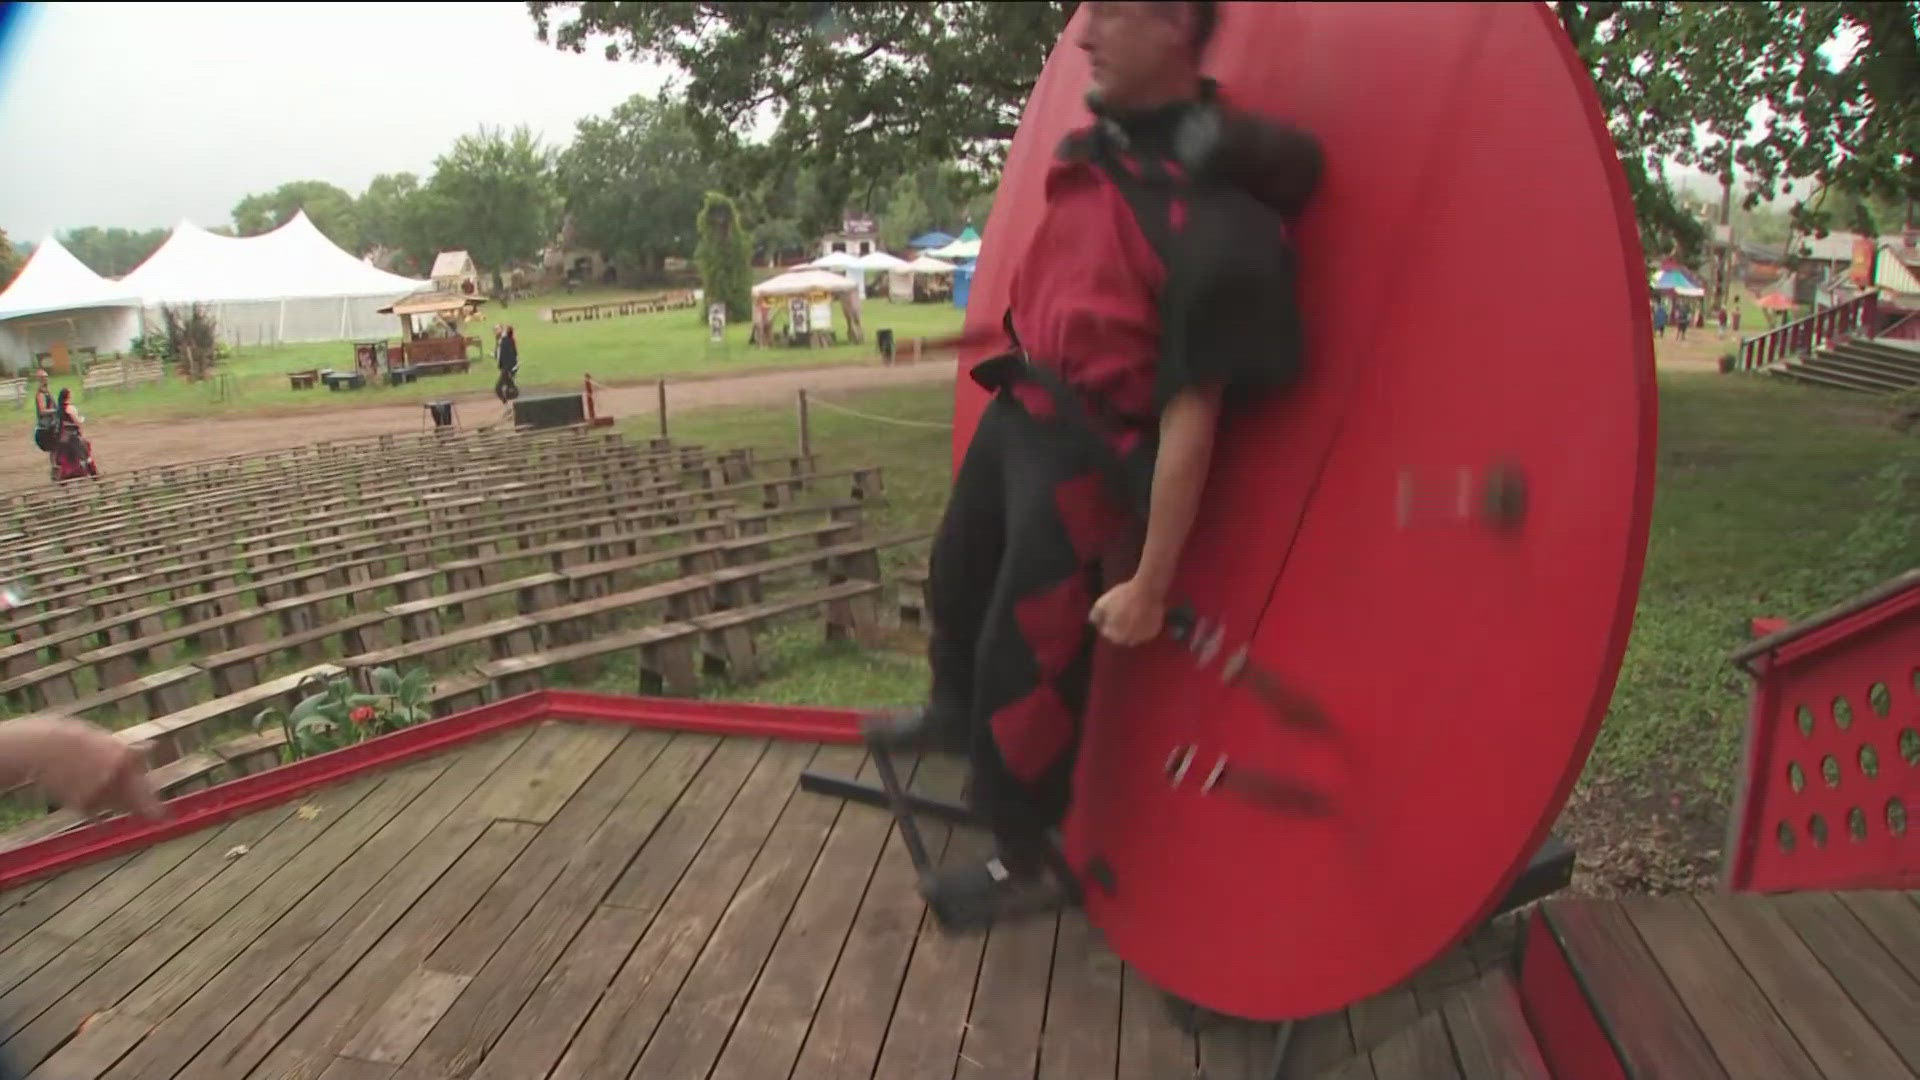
[
  {"xmin": 56, "ymin": 288, "xmax": 965, "ymax": 423},
  {"xmin": 616, "ymin": 372, "xmax": 1920, "ymax": 884}
]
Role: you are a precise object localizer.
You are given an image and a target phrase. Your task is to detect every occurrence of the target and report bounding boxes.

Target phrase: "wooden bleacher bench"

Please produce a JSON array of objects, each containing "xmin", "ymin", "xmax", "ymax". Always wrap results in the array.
[
  {"xmin": 413, "ymin": 359, "xmax": 470, "ymax": 376},
  {"xmin": 0, "ymin": 378, "xmax": 27, "ymax": 408},
  {"xmin": 115, "ymin": 663, "xmax": 344, "ymax": 766},
  {"xmin": 80, "ymin": 357, "xmax": 165, "ymax": 395}
]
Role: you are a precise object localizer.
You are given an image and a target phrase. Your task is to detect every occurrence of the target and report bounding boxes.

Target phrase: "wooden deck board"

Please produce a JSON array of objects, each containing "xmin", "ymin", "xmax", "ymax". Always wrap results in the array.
[{"xmin": 21, "ymin": 721, "xmax": 1894, "ymax": 1080}]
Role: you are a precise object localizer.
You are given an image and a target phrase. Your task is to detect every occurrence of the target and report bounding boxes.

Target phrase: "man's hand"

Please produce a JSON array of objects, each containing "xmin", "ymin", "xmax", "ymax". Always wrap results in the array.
[
  {"xmin": 1089, "ymin": 577, "xmax": 1167, "ymax": 646},
  {"xmin": 0, "ymin": 718, "xmax": 164, "ymax": 821}
]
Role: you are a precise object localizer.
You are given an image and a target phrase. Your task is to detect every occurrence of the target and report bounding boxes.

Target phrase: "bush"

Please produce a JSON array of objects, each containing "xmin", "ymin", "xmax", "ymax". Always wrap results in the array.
[{"xmin": 253, "ymin": 666, "xmax": 433, "ymax": 763}]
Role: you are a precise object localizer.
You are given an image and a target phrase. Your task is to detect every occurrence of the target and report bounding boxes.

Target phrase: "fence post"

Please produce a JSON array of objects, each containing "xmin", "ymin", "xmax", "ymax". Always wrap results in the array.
[
  {"xmin": 798, "ymin": 389, "xmax": 812, "ymax": 459},
  {"xmin": 656, "ymin": 379, "xmax": 668, "ymax": 440}
]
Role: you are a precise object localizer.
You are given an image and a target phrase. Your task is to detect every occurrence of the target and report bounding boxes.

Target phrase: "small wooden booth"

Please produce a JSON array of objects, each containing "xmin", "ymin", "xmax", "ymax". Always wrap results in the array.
[
  {"xmin": 750, "ymin": 269, "xmax": 863, "ymax": 348},
  {"xmin": 371, "ymin": 290, "xmax": 487, "ymax": 376}
]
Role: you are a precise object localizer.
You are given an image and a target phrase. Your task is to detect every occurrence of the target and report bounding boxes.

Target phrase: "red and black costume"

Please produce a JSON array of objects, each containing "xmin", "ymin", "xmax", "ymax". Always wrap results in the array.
[{"xmin": 880, "ymin": 80, "xmax": 1324, "ymax": 928}]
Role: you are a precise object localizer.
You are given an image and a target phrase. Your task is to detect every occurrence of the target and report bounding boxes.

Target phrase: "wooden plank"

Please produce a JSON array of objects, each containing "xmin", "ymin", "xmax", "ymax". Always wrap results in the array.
[
  {"xmin": 788, "ymin": 753, "xmax": 966, "ymax": 1080},
  {"xmin": 957, "ymin": 909, "xmax": 1060, "ymax": 1079},
  {"xmin": 0, "ymin": 783, "xmax": 346, "ymax": 1055},
  {"xmin": 703, "ymin": 750, "xmax": 904, "ymax": 1080},
  {"xmin": 1040, "ymin": 909, "xmax": 1124, "ymax": 1080},
  {"xmin": 1438, "ymin": 971, "xmax": 1550, "ymax": 1080},
  {"xmin": 1770, "ymin": 892, "xmax": 1920, "ymax": 1073},
  {"xmin": 1283, "ymin": 1010, "xmax": 1357, "ymax": 1077},
  {"xmin": 1696, "ymin": 894, "xmax": 1913, "ymax": 1080},
  {"xmin": 314, "ymin": 1056, "xmax": 399, "ymax": 1080},
  {"xmin": 422, "ymin": 729, "xmax": 663, "ymax": 978},
  {"xmin": 26, "ymin": 1007, "xmax": 154, "ymax": 1080},
  {"xmin": 402, "ymin": 730, "xmax": 721, "ymax": 1077},
  {"xmin": 457, "ymin": 734, "xmax": 720, "ymax": 1080},
  {"xmin": 243, "ymin": 820, "xmax": 539, "ymax": 1078},
  {"xmin": 338, "ymin": 970, "xmax": 472, "ymax": 1065},
  {"xmin": 1368, "ymin": 1007, "xmax": 1461, "ymax": 1079},
  {"xmin": 91, "ymin": 732, "xmax": 529, "ymax": 1080},
  {"xmin": 1118, "ymin": 965, "xmax": 1198, "ymax": 1080},
  {"xmin": 1542, "ymin": 900, "xmax": 1728, "ymax": 1080},
  {"xmin": 1347, "ymin": 985, "xmax": 1419, "ymax": 1051},
  {"xmin": 543, "ymin": 739, "xmax": 811, "ymax": 1080},
  {"xmin": 0, "ymin": 838, "xmax": 209, "ymax": 998},
  {"xmin": 627, "ymin": 744, "xmax": 858, "ymax": 1079},
  {"xmin": 1320, "ymin": 1053, "xmax": 1377, "ymax": 1080},
  {"xmin": 1836, "ymin": 890, "xmax": 1920, "ymax": 984},
  {"xmin": 0, "ymin": 856, "xmax": 132, "ymax": 955},
  {"xmin": 1196, "ymin": 1018, "xmax": 1271, "ymax": 1080},
  {"xmin": 1620, "ymin": 897, "xmax": 1823, "ymax": 1080}
]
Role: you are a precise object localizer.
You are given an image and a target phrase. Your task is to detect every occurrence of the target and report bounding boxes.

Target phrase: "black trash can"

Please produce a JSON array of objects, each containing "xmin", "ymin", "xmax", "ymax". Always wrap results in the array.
[
  {"xmin": 876, "ymin": 328, "xmax": 895, "ymax": 363},
  {"xmin": 425, "ymin": 400, "xmax": 455, "ymax": 428}
]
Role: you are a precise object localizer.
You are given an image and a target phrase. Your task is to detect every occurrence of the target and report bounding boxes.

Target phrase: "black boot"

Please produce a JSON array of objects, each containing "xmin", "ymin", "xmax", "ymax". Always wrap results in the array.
[{"xmin": 920, "ymin": 836, "xmax": 1079, "ymax": 933}]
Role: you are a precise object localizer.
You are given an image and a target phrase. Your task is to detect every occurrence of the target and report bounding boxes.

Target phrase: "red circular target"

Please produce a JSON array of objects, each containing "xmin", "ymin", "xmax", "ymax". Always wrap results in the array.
[{"xmin": 952, "ymin": 1, "xmax": 1656, "ymax": 1020}]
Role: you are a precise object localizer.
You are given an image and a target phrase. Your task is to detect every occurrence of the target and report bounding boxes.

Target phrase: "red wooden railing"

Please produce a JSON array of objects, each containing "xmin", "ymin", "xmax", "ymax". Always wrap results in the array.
[
  {"xmin": 1726, "ymin": 570, "xmax": 1920, "ymax": 893},
  {"xmin": 1733, "ymin": 293, "xmax": 1878, "ymax": 371}
]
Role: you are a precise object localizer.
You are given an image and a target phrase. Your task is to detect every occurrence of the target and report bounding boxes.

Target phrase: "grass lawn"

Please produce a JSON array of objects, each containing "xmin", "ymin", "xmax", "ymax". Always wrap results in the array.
[
  {"xmin": 55, "ymin": 288, "xmax": 964, "ymax": 423},
  {"xmin": 597, "ymin": 371, "xmax": 1920, "ymax": 895}
]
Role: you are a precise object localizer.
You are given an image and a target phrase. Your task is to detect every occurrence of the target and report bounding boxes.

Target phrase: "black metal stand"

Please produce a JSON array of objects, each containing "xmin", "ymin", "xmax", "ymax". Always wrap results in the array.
[{"xmin": 799, "ymin": 767, "xmax": 1576, "ymax": 1080}]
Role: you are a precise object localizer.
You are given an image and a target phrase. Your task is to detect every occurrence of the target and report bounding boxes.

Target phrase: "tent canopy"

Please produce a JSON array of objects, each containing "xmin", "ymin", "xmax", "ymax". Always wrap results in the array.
[
  {"xmin": 121, "ymin": 211, "xmax": 425, "ymax": 305},
  {"xmin": 753, "ymin": 269, "xmax": 859, "ymax": 297},
  {"xmin": 955, "ymin": 226, "xmax": 981, "ymax": 242},
  {"xmin": 904, "ymin": 254, "xmax": 955, "ymax": 273},
  {"xmin": 850, "ymin": 251, "xmax": 911, "ymax": 271},
  {"xmin": 0, "ymin": 237, "xmax": 143, "ymax": 322},
  {"xmin": 1650, "ymin": 268, "xmax": 1703, "ymax": 297},
  {"xmin": 803, "ymin": 251, "xmax": 860, "ymax": 271},
  {"xmin": 928, "ymin": 237, "xmax": 981, "ymax": 261},
  {"xmin": 909, "ymin": 231, "xmax": 955, "ymax": 250}
]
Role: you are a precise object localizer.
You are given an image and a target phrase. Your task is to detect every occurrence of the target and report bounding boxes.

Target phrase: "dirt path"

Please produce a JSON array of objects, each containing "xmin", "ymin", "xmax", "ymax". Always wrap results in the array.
[{"xmin": 0, "ymin": 359, "xmax": 960, "ymax": 492}]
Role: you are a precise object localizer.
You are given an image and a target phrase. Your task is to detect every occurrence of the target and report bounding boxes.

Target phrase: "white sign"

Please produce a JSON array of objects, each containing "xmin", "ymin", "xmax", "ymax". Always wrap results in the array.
[{"xmin": 708, "ymin": 303, "xmax": 726, "ymax": 344}]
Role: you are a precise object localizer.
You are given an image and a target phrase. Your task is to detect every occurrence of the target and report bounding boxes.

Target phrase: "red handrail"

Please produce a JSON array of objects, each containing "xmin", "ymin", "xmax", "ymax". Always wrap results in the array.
[{"xmin": 1733, "ymin": 293, "xmax": 1878, "ymax": 371}]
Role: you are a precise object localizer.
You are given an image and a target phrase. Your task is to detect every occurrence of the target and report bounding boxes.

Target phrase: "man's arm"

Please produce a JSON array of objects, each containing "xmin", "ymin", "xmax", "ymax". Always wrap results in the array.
[{"xmin": 1131, "ymin": 384, "xmax": 1224, "ymax": 598}]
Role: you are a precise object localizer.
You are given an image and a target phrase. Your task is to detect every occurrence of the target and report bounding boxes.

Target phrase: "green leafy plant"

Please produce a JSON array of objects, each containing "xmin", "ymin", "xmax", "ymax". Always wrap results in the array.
[{"xmin": 253, "ymin": 666, "xmax": 434, "ymax": 763}]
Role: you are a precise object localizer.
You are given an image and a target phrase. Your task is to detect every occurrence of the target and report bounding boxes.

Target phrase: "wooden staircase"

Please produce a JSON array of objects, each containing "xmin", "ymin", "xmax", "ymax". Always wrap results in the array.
[{"xmin": 1768, "ymin": 335, "xmax": 1920, "ymax": 394}]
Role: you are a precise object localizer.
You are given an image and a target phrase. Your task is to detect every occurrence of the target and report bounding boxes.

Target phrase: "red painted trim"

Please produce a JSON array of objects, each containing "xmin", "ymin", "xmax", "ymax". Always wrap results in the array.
[
  {"xmin": 1749, "ymin": 617, "xmax": 1788, "ymax": 639},
  {"xmin": 0, "ymin": 692, "xmax": 869, "ymax": 892},
  {"xmin": 1518, "ymin": 913, "xmax": 1628, "ymax": 1080}
]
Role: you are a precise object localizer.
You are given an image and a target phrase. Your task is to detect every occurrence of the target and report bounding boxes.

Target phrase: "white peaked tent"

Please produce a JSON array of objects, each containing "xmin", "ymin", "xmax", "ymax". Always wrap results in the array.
[
  {"xmin": 121, "ymin": 211, "xmax": 427, "ymax": 347},
  {"xmin": 888, "ymin": 254, "xmax": 955, "ymax": 302},
  {"xmin": 0, "ymin": 237, "xmax": 145, "ymax": 371}
]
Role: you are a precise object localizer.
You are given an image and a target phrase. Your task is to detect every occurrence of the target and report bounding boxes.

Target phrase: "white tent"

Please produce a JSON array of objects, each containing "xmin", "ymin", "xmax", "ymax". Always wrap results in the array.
[
  {"xmin": 121, "ymin": 211, "xmax": 427, "ymax": 347},
  {"xmin": 752, "ymin": 269, "xmax": 860, "ymax": 296},
  {"xmin": 0, "ymin": 237, "xmax": 145, "ymax": 372},
  {"xmin": 850, "ymin": 251, "xmax": 910, "ymax": 272},
  {"xmin": 928, "ymin": 237, "xmax": 981, "ymax": 261},
  {"xmin": 888, "ymin": 254, "xmax": 957, "ymax": 303},
  {"xmin": 803, "ymin": 251, "xmax": 860, "ymax": 272}
]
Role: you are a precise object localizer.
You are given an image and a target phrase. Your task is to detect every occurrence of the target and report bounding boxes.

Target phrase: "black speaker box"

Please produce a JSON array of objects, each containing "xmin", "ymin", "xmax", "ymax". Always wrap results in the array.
[{"xmin": 513, "ymin": 393, "xmax": 586, "ymax": 429}]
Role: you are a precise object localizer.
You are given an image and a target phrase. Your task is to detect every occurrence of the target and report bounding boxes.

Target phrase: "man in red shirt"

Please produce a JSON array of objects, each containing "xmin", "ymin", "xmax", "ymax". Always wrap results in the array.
[{"xmin": 871, "ymin": 0, "xmax": 1322, "ymax": 930}]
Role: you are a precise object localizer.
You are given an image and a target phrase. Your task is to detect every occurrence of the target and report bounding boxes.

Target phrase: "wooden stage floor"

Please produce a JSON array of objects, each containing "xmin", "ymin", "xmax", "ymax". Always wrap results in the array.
[{"xmin": 0, "ymin": 721, "xmax": 1521, "ymax": 1080}]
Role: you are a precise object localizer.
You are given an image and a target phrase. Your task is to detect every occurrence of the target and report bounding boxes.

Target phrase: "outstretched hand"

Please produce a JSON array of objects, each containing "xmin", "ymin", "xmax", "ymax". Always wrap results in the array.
[
  {"xmin": 1, "ymin": 718, "xmax": 164, "ymax": 822},
  {"xmin": 1089, "ymin": 577, "xmax": 1167, "ymax": 647}
]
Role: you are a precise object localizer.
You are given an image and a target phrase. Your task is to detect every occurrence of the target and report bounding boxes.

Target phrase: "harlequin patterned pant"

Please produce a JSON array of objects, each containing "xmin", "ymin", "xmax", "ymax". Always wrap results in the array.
[{"xmin": 927, "ymin": 392, "xmax": 1136, "ymax": 852}]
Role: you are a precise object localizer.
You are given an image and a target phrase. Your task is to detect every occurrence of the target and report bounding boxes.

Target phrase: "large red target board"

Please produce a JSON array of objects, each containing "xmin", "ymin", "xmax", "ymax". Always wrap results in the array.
[{"xmin": 955, "ymin": 2, "xmax": 1657, "ymax": 1020}]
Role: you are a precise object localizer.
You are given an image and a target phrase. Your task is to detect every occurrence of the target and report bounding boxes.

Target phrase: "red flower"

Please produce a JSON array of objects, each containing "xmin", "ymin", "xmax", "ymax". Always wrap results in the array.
[{"xmin": 350, "ymin": 706, "xmax": 376, "ymax": 726}]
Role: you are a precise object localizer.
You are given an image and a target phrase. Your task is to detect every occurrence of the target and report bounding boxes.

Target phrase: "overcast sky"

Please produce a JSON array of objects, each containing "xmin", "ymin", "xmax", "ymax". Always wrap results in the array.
[{"xmin": 0, "ymin": 1, "xmax": 669, "ymax": 242}]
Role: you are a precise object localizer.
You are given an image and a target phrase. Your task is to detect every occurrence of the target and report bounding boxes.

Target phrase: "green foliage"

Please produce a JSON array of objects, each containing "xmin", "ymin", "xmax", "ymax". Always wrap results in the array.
[
  {"xmin": 1555, "ymin": 2, "xmax": 1920, "ymax": 252},
  {"xmin": 231, "ymin": 180, "xmax": 363, "ymax": 251},
  {"xmin": 58, "ymin": 226, "xmax": 169, "ymax": 278},
  {"xmin": 695, "ymin": 191, "xmax": 753, "ymax": 321},
  {"xmin": 559, "ymin": 93, "xmax": 713, "ymax": 279},
  {"xmin": 355, "ymin": 172, "xmax": 447, "ymax": 274},
  {"xmin": 426, "ymin": 125, "xmax": 560, "ymax": 291},
  {"xmin": 0, "ymin": 228, "xmax": 20, "ymax": 289},
  {"xmin": 529, "ymin": 1, "xmax": 1073, "ymax": 187},
  {"xmin": 158, "ymin": 304, "xmax": 222, "ymax": 379},
  {"xmin": 252, "ymin": 666, "xmax": 433, "ymax": 764}
]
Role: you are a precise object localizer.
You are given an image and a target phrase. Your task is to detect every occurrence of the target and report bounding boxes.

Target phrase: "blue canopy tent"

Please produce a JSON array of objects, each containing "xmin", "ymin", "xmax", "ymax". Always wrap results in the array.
[
  {"xmin": 909, "ymin": 231, "xmax": 955, "ymax": 250},
  {"xmin": 1650, "ymin": 267, "xmax": 1704, "ymax": 297}
]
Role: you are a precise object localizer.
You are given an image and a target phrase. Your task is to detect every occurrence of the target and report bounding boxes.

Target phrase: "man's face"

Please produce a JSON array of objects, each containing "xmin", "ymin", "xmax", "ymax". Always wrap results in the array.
[{"xmin": 1079, "ymin": 1, "xmax": 1191, "ymax": 107}]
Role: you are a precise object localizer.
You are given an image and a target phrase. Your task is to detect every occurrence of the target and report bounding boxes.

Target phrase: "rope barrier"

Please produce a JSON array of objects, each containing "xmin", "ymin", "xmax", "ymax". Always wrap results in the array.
[{"xmin": 803, "ymin": 394, "xmax": 953, "ymax": 430}]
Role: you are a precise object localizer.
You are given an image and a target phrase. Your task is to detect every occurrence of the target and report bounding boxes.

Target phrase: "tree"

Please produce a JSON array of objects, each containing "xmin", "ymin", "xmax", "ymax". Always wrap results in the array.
[
  {"xmin": 59, "ymin": 226, "xmax": 171, "ymax": 277},
  {"xmin": 695, "ymin": 192, "xmax": 753, "ymax": 321},
  {"xmin": 529, "ymin": 1, "xmax": 1073, "ymax": 187},
  {"xmin": 558, "ymin": 93, "xmax": 713, "ymax": 280},
  {"xmin": 1555, "ymin": 2, "xmax": 1919, "ymax": 258},
  {"xmin": 877, "ymin": 175, "xmax": 932, "ymax": 251},
  {"xmin": 426, "ymin": 125, "xmax": 559, "ymax": 293},
  {"xmin": 356, "ymin": 173, "xmax": 446, "ymax": 274},
  {"xmin": 0, "ymin": 228, "xmax": 22, "ymax": 289},
  {"xmin": 231, "ymin": 180, "xmax": 362, "ymax": 251}
]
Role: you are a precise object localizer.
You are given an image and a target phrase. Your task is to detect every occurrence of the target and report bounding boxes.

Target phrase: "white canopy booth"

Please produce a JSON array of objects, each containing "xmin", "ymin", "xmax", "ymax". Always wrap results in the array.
[
  {"xmin": 120, "ymin": 212, "xmax": 426, "ymax": 348},
  {"xmin": 0, "ymin": 238, "xmax": 144, "ymax": 373},
  {"xmin": 888, "ymin": 254, "xmax": 956, "ymax": 303},
  {"xmin": 750, "ymin": 269, "xmax": 863, "ymax": 347}
]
